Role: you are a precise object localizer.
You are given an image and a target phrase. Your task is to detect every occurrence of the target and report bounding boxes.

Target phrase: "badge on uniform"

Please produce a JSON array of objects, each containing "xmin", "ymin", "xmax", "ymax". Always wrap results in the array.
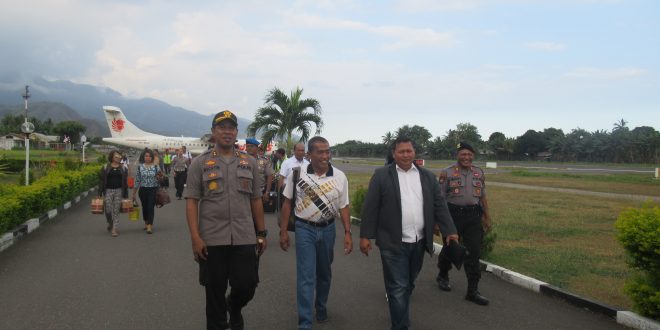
[
  {"xmin": 238, "ymin": 159, "xmax": 251, "ymax": 170},
  {"xmin": 208, "ymin": 181, "xmax": 218, "ymax": 190},
  {"xmin": 473, "ymin": 172, "xmax": 480, "ymax": 178},
  {"xmin": 208, "ymin": 172, "xmax": 218, "ymax": 179},
  {"xmin": 453, "ymin": 188, "xmax": 460, "ymax": 194},
  {"xmin": 205, "ymin": 160, "xmax": 216, "ymax": 166}
]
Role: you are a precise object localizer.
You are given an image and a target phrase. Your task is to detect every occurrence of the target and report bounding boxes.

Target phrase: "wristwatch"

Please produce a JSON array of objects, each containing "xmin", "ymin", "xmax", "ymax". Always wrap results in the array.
[{"xmin": 256, "ymin": 230, "xmax": 268, "ymax": 238}]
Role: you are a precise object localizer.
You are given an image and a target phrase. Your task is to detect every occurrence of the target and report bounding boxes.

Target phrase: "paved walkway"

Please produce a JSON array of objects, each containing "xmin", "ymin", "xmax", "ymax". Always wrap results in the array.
[{"xmin": 0, "ymin": 188, "xmax": 625, "ymax": 329}]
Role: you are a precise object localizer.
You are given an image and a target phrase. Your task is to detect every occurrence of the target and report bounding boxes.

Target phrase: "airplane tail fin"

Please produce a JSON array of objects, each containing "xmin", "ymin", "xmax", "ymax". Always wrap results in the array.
[{"xmin": 103, "ymin": 106, "xmax": 157, "ymax": 138}]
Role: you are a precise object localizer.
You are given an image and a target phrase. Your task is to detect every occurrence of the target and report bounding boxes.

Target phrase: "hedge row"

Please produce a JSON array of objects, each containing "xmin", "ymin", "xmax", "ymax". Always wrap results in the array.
[
  {"xmin": 616, "ymin": 204, "xmax": 660, "ymax": 320},
  {"xmin": 0, "ymin": 165, "xmax": 100, "ymax": 233},
  {"xmin": 2, "ymin": 159, "xmax": 54, "ymax": 172}
]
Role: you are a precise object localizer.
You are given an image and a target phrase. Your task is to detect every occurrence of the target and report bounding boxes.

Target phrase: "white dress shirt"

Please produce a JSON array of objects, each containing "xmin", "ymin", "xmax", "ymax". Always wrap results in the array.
[
  {"xmin": 396, "ymin": 164, "xmax": 424, "ymax": 243},
  {"xmin": 279, "ymin": 156, "xmax": 310, "ymax": 181}
]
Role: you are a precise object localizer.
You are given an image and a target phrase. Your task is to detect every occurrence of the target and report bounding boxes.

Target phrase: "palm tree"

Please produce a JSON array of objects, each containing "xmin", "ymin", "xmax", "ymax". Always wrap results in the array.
[{"xmin": 247, "ymin": 87, "xmax": 323, "ymax": 153}]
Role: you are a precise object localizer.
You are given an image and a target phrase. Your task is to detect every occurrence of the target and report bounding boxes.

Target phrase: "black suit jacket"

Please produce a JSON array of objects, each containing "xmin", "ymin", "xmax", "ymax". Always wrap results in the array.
[{"xmin": 360, "ymin": 163, "xmax": 457, "ymax": 253}]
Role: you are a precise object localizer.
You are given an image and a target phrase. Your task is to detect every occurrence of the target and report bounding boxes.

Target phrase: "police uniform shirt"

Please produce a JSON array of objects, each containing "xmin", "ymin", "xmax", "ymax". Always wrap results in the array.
[
  {"xmin": 282, "ymin": 164, "xmax": 349, "ymax": 222},
  {"xmin": 183, "ymin": 148, "xmax": 263, "ymax": 246},
  {"xmin": 438, "ymin": 163, "xmax": 486, "ymax": 206},
  {"xmin": 256, "ymin": 156, "xmax": 274, "ymax": 191}
]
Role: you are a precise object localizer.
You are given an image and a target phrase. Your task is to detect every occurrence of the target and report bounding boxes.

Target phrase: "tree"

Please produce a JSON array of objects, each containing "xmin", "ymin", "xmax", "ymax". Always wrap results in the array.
[
  {"xmin": 562, "ymin": 128, "xmax": 591, "ymax": 161},
  {"xmin": 611, "ymin": 119, "xmax": 631, "ymax": 163},
  {"xmin": 382, "ymin": 131, "xmax": 394, "ymax": 146},
  {"xmin": 247, "ymin": 87, "xmax": 322, "ymax": 153},
  {"xmin": 487, "ymin": 132, "xmax": 507, "ymax": 156},
  {"xmin": 427, "ymin": 136, "xmax": 451, "ymax": 159},
  {"xmin": 514, "ymin": 130, "xmax": 545, "ymax": 158},
  {"xmin": 53, "ymin": 121, "xmax": 86, "ymax": 144},
  {"xmin": 445, "ymin": 123, "xmax": 481, "ymax": 146},
  {"xmin": 630, "ymin": 126, "xmax": 659, "ymax": 163}
]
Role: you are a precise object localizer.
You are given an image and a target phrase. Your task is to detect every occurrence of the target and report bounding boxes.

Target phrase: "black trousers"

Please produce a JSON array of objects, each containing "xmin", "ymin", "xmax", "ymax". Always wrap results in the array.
[
  {"xmin": 200, "ymin": 245, "xmax": 259, "ymax": 330},
  {"xmin": 438, "ymin": 210, "xmax": 483, "ymax": 286},
  {"xmin": 174, "ymin": 171, "xmax": 186, "ymax": 198},
  {"xmin": 138, "ymin": 187, "xmax": 157, "ymax": 225}
]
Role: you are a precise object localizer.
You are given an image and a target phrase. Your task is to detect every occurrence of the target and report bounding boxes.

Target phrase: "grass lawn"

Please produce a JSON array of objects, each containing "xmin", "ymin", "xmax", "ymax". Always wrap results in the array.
[
  {"xmin": 490, "ymin": 170, "xmax": 660, "ymax": 196},
  {"xmin": 486, "ymin": 185, "xmax": 643, "ymax": 309},
  {"xmin": 344, "ymin": 170, "xmax": 655, "ymax": 310}
]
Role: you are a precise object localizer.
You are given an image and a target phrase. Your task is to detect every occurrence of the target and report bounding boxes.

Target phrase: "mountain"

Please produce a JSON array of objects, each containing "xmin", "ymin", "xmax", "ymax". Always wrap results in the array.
[
  {"xmin": 0, "ymin": 76, "xmax": 252, "ymax": 138},
  {"xmin": 0, "ymin": 102, "xmax": 105, "ymax": 136}
]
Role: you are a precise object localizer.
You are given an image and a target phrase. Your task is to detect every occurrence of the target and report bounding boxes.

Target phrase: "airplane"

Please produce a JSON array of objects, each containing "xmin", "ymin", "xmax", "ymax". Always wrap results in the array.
[{"xmin": 101, "ymin": 106, "xmax": 272, "ymax": 155}]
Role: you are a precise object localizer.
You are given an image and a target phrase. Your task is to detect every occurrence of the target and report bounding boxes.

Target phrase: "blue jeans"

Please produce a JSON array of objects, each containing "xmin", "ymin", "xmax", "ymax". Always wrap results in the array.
[
  {"xmin": 295, "ymin": 220, "xmax": 336, "ymax": 330},
  {"xmin": 380, "ymin": 240, "xmax": 426, "ymax": 330}
]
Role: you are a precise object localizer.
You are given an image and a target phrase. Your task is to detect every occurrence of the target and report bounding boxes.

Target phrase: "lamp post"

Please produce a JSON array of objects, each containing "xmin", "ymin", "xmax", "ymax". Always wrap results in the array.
[
  {"xmin": 81, "ymin": 134, "xmax": 87, "ymax": 162},
  {"xmin": 20, "ymin": 86, "xmax": 34, "ymax": 186}
]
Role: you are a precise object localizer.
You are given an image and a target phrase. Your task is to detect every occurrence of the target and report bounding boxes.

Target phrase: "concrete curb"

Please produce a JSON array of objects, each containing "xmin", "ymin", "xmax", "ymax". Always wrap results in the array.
[
  {"xmin": 350, "ymin": 216, "xmax": 659, "ymax": 329},
  {"xmin": 0, "ymin": 186, "xmax": 97, "ymax": 254},
  {"xmin": 436, "ymin": 243, "xmax": 659, "ymax": 329}
]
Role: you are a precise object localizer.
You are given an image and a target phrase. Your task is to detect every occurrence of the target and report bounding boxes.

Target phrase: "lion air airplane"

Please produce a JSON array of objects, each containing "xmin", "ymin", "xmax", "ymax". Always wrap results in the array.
[{"xmin": 101, "ymin": 106, "xmax": 261, "ymax": 155}]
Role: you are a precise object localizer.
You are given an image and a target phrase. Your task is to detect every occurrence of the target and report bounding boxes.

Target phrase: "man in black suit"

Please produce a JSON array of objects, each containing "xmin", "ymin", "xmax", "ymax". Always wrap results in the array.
[{"xmin": 360, "ymin": 137, "xmax": 459, "ymax": 330}]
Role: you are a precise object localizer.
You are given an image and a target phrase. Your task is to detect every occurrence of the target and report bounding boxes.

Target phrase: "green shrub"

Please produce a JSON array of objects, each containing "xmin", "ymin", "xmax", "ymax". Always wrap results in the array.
[
  {"xmin": 615, "ymin": 203, "xmax": 660, "ymax": 319},
  {"xmin": 616, "ymin": 204, "xmax": 660, "ymax": 275},
  {"xmin": 16, "ymin": 168, "xmax": 35, "ymax": 185},
  {"xmin": 62, "ymin": 159, "xmax": 82, "ymax": 171},
  {"xmin": 0, "ymin": 198, "xmax": 23, "ymax": 233},
  {"xmin": 0, "ymin": 164, "xmax": 100, "ymax": 233},
  {"xmin": 352, "ymin": 186, "xmax": 367, "ymax": 217},
  {"xmin": 624, "ymin": 273, "xmax": 660, "ymax": 320}
]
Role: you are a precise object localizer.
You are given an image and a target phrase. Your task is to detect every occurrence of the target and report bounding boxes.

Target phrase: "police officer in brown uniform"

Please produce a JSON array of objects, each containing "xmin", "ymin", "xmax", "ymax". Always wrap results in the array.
[
  {"xmin": 245, "ymin": 137, "xmax": 274, "ymax": 204},
  {"xmin": 436, "ymin": 142, "xmax": 492, "ymax": 306},
  {"xmin": 184, "ymin": 110, "xmax": 267, "ymax": 329}
]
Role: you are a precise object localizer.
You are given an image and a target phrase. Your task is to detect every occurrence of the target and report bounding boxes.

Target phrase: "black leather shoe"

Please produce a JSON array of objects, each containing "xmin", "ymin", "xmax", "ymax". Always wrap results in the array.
[
  {"xmin": 465, "ymin": 291, "xmax": 489, "ymax": 306},
  {"xmin": 437, "ymin": 276, "xmax": 452, "ymax": 292}
]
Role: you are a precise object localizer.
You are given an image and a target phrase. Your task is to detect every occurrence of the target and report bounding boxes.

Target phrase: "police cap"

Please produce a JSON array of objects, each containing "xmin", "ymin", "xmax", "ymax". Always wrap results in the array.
[
  {"xmin": 212, "ymin": 110, "xmax": 238, "ymax": 127},
  {"xmin": 246, "ymin": 137, "xmax": 260, "ymax": 146}
]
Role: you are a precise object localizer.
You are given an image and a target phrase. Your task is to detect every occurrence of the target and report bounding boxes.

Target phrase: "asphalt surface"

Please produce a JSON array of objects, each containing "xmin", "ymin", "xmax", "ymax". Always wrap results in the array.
[{"xmin": 0, "ymin": 184, "xmax": 625, "ymax": 329}]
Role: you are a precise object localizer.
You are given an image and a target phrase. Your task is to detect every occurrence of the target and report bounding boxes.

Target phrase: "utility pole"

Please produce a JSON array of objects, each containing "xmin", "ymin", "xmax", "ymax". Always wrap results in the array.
[{"xmin": 20, "ymin": 86, "xmax": 34, "ymax": 186}]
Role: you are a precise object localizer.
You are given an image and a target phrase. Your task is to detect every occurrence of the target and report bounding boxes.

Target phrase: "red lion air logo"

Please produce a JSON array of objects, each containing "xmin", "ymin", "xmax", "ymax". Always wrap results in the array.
[{"xmin": 111, "ymin": 118, "xmax": 125, "ymax": 132}]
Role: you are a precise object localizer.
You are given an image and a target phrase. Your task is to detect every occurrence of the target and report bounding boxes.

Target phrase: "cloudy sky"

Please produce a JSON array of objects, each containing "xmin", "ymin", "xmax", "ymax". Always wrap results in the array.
[{"xmin": 1, "ymin": 0, "xmax": 658, "ymax": 143}]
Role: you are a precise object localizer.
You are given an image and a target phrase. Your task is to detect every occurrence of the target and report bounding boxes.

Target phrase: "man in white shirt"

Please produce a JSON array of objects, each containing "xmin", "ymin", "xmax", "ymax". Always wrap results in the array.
[
  {"xmin": 277, "ymin": 142, "xmax": 309, "ymax": 190},
  {"xmin": 360, "ymin": 137, "xmax": 458, "ymax": 330},
  {"xmin": 279, "ymin": 136, "xmax": 353, "ymax": 329}
]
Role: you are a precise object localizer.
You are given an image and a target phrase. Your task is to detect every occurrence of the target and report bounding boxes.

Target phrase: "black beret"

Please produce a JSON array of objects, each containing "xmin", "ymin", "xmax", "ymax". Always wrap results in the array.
[{"xmin": 456, "ymin": 142, "xmax": 475, "ymax": 154}]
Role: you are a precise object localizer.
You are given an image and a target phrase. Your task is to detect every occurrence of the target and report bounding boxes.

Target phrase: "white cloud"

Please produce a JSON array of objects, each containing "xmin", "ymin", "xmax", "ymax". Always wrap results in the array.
[
  {"xmin": 564, "ymin": 67, "xmax": 646, "ymax": 79},
  {"xmin": 395, "ymin": 0, "xmax": 484, "ymax": 12},
  {"xmin": 284, "ymin": 13, "xmax": 456, "ymax": 49},
  {"xmin": 526, "ymin": 41, "xmax": 566, "ymax": 51}
]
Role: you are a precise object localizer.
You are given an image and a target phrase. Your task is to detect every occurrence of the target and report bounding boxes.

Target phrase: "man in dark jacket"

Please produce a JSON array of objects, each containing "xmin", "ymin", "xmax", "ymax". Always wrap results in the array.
[{"xmin": 360, "ymin": 137, "xmax": 458, "ymax": 330}]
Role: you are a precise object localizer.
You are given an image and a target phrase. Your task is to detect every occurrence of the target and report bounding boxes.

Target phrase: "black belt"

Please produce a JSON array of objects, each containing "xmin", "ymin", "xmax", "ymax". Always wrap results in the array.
[
  {"xmin": 295, "ymin": 217, "xmax": 335, "ymax": 227},
  {"xmin": 448, "ymin": 203, "xmax": 481, "ymax": 214}
]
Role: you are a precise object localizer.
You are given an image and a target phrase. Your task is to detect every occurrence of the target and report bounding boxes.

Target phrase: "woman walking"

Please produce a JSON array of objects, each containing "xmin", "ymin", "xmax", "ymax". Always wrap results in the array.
[
  {"xmin": 99, "ymin": 150, "xmax": 129, "ymax": 237},
  {"xmin": 133, "ymin": 148, "xmax": 161, "ymax": 234}
]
